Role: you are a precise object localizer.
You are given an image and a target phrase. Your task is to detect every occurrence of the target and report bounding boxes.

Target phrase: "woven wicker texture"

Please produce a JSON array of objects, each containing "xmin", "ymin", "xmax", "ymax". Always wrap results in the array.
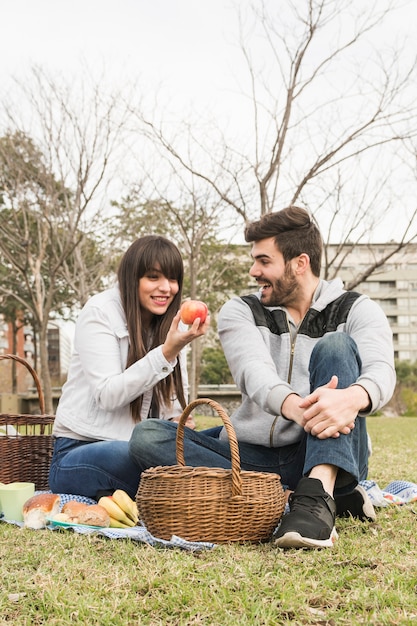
[
  {"xmin": 136, "ymin": 398, "xmax": 285, "ymax": 543},
  {"xmin": 0, "ymin": 354, "xmax": 55, "ymax": 490}
]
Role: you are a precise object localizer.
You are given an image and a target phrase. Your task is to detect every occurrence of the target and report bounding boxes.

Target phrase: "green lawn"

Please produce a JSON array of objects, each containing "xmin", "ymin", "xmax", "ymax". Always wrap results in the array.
[{"xmin": 0, "ymin": 417, "xmax": 416, "ymax": 625}]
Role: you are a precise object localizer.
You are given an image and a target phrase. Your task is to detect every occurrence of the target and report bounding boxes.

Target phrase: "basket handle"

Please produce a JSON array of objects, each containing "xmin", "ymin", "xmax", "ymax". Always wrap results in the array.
[
  {"xmin": 0, "ymin": 354, "xmax": 45, "ymax": 414},
  {"xmin": 175, "ymin": 398, "xmax": 243, "ymax": 499}
]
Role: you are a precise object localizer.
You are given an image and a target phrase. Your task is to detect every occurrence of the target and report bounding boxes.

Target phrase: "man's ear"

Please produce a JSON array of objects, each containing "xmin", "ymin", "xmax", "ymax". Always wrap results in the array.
[{"xmin": 294, "ymin": 253, "xmax": 310, "ymax": 275}]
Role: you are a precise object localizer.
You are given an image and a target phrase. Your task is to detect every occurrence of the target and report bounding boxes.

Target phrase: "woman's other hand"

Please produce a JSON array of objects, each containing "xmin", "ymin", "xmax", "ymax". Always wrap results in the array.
[{"xmin": 169, "ymin": 414, "xmax": 196, "ymax": 430}]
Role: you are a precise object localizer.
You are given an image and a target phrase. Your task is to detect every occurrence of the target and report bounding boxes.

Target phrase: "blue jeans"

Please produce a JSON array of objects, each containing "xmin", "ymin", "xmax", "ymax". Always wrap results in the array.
[
  {"xmin": 129, "ymin": 333, "xmax": 369, "ymax": 496},
  {"xmin": 49, "ymin": 437, "xmax": 141, "ymax": 500}
]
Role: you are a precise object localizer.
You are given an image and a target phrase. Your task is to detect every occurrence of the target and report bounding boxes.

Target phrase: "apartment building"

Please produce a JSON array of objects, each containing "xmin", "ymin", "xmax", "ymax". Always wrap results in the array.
[
  {"xmin": 326, "ymin": 243, "xmax": 417, "ymax": 362},
  {"xmin": 0, "ymin": 319, "xmax": 72, "ymax": 390}
]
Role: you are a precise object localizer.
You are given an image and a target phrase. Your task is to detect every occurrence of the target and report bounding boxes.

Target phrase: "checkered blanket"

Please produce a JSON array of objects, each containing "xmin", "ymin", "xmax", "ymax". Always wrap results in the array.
[
  {"xmin": 2, "ymin": 481, "xmax": 416, "ymax": 549},
  {"xmin": 0, "ymin": 492, "xmax": 215, "ymax": 551},
  {"xmin": 359, "ymin": 479, "xmax": 417, "ymax": 507}
]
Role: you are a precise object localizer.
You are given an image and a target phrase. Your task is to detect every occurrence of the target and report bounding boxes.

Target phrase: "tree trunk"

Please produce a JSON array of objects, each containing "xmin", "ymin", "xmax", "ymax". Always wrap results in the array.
[
  {"xmin": 39, "ymin": 324, "xmax": 53, "ymax": 415},
  {"xmin": 189, "ymin": 341, "xmax": 198, "ymax": 401},
  {"xmin": 11, "ymin": 324, "xmax": 17, "ymax": 393}
]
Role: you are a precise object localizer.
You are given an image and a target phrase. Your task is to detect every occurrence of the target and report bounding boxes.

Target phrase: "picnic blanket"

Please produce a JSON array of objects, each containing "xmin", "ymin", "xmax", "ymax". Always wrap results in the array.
[
  {"xmin": 1, "ymin": 480, "xmax": 416, "ymax": 550},
  {"xmin": 0, "ymin": 493, "xmax": 215, "ymax": 551},
  {"xmin": 359, "ymin": 479, "xmax": 417, "ymax": 507}
]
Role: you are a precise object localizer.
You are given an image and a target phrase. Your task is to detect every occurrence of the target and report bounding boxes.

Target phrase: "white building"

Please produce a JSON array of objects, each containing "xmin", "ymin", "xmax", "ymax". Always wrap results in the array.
[{"xmin": 326, "ymin": 243, "xmax": 417, "ymax": 362}]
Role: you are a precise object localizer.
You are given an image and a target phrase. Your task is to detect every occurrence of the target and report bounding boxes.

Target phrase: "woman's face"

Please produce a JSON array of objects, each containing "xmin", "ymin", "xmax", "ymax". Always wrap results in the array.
[{"xmin": 138, "ymin": 264, "xmax": 179, "ymax": 322}]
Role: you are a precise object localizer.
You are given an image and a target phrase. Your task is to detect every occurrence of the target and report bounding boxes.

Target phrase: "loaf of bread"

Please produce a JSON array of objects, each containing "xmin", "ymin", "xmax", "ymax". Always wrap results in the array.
[
  {"xmin": 23, "ymin": 493, "xmax": 60, "ymax": 529},
  {"xmin": 61, "ymin": 500, "xmax": 88, "ymax": 523},
  {"xmin": 58, "ymin": 501, "xmax": 110, "ymax": 527},
  {"xmin": 77, "ymin": 504, "xmax": 110, "ymax": 527},
  {"xmin": 23, "ymin": 495, "xmax": 110, "ymax": 529},
  {"xmin": 52, "ymin": 512, "xmax": 71, "ymax": 523}
]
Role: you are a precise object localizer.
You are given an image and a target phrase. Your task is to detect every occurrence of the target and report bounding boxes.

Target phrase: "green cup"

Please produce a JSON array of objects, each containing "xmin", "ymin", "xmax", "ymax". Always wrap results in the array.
[{"xmin": 0, "ymin": 482, "xmax": 35, "ymax": 521}]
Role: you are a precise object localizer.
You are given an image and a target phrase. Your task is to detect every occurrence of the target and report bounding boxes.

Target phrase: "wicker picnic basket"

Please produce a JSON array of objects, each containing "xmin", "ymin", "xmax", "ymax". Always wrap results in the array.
[
  {"xmin": 0, "ymin": 354, "xmax": 55, "ymax": 490},
  {"xmin": 136, "ymin": 398, "xmax": 285, "ymax": 543}
]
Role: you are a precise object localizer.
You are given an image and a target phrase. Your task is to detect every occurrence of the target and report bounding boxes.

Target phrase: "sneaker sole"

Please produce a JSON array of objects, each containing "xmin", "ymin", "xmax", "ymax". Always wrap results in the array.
[
  {"xmin": 336, "ymin": 484, "xmax": 376, "ymax": 522},
  {"xmin": 274, "ymin": 527, "xmax": 338, "ymax": 549},
  {"xmin": 355, "ymin": 484, "xmax": 376, "ymax": 521}
]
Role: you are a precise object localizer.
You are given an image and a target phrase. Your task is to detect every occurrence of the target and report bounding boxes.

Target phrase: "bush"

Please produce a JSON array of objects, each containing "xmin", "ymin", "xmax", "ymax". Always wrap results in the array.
[
  {"xmin": 200, "ymin": 348, "xmax": 234, "ymax": 385},
  {"xmin": 395, "ymin": 360, "xmax": 417, "ymax": 388}
]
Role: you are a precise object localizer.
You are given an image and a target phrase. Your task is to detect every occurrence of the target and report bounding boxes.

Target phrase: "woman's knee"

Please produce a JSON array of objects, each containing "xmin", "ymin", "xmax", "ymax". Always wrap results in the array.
[{"xmin": 129, "ymin": 420, "xmax": 177, "ymax": 454}]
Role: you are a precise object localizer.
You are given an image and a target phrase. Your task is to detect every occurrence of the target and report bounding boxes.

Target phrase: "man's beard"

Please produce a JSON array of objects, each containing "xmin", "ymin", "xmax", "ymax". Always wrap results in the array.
[{"xmin": 259, "ymin": 264, "xmax": 299, "ymax": 307}]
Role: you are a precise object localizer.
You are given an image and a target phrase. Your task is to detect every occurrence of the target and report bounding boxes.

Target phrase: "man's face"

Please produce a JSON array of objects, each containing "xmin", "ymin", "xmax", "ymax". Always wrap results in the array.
[{"xmin": 249, "ymin": 237, "xmax": 299, "ymax": 307}]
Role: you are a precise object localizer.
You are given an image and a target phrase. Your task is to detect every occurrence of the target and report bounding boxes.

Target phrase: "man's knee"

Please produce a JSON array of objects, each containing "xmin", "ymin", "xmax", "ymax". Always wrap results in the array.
[
  {"xmin": 309, "ymin": 333, "xmax": 362, "ymax": 389},
  {"xmin": 313, "ymin": 332, "xmax": 357, "ymax": 357}
]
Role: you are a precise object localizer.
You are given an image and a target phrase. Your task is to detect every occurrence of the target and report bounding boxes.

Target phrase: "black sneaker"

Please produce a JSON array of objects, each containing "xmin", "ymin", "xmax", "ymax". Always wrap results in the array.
[
  {"xmin": 273, "ymin": 477, "xmax": 338, "ymax": 549},
  {"xmin": 335, "ymin": 485, "xmax": 376, "ymax": 521}
]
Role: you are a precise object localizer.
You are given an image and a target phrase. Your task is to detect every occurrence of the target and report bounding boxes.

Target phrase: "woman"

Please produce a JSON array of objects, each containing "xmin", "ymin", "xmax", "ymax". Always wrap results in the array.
[{"xmin": 49, "ymin": 235, "xmax": 209, "ymax": 499}]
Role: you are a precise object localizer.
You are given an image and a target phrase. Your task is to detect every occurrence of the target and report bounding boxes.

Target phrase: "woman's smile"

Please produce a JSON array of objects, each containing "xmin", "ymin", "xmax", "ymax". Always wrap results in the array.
[{"xmin": 139, "ymin": 267, "xmax": 179, "ymax": 318}]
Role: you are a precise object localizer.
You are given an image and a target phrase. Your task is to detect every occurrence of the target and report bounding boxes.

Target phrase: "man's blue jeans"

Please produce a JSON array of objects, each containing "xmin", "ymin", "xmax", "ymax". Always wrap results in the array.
[{"xmin": 129, "ymin": 333, "xmax": 369, "ymax": 496}]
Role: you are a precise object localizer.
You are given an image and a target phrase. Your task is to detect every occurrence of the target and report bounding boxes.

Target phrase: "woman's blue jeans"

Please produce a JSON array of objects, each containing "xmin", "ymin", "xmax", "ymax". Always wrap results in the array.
[
  {"xmin": 49, "ymin": 437, "xmax": 141, "ymax": 500},
  {"xmin": 129, "ymin": 333, "xmax": 369, "ymax": 496}
]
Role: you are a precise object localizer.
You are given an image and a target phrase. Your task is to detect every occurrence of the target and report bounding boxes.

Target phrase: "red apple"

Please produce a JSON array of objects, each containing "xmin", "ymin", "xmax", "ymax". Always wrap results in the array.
[{"xmin": 180, "ymin": 300, "xmax": 208, "ymax": 325}]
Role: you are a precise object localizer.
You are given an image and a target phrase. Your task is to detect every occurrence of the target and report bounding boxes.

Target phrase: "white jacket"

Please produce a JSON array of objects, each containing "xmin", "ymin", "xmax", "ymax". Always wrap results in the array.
[{"xmin": 53, "ymin": 285, "xmax": 188, "ymax": 441}]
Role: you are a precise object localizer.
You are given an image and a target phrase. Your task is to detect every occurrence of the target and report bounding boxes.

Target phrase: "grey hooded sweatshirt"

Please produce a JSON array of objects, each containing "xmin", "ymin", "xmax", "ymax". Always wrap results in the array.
[{"xmin": 217, "ymin": 278, "xmax": 396, "ymax": 448}]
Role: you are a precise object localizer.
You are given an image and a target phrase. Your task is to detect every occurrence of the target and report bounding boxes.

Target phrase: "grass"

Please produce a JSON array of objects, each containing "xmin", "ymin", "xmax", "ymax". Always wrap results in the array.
[{"xmin": 1, "ymin": 417, "xmax": 417, "ymax": 625}]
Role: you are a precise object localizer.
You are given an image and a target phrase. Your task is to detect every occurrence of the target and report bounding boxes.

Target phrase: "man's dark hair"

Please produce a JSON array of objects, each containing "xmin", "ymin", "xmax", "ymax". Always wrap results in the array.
[{"xmin": 244, "ymin": 206, "xmax": 323, "ymax": 277}]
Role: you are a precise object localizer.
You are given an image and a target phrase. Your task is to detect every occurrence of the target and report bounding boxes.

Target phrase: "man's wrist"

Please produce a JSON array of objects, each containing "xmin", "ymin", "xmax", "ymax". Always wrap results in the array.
[
  {"xmin": 350, "ymin": 384, "xmax": 372, "ymax": 413},
  {"xmin": 280, "ymin": 392, "xmax": 300, "ymax": 422}
]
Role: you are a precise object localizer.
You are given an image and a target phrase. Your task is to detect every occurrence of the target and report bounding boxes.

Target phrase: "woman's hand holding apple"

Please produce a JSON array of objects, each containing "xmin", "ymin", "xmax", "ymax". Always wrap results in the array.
[{"xmin": 162, "ymin": 303, "xmax": 210, "ymax": 362}]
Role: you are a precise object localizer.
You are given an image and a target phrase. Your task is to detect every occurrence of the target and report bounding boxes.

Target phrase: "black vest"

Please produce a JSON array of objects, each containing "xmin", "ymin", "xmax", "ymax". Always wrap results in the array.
[{"xmin": 240, "ymin": 291, "xmax": 362, "ymax": 339}]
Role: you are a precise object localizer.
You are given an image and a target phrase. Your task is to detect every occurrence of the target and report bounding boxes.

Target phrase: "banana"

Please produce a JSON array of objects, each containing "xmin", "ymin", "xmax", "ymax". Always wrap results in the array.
[
  {"xmin": 108, "ymin": 517, "xmax": 133, "ymax": 529},
  {"xmin": 98, "ymin": 496, "xmax": 136, "ymax": 527},
  {"xmin": 112, "ymin": 489, "xmax": 139, "ymax": 524}
]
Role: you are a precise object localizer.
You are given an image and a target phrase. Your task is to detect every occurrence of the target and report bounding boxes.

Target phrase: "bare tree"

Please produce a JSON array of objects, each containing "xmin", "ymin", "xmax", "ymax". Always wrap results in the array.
[
  {"xmin": 0, "ymin": 67, "xmax": 133, "ymax": 411},
  {"xmin": 131, "ymin": 0, "xmax": 417, "ymax": 284}
]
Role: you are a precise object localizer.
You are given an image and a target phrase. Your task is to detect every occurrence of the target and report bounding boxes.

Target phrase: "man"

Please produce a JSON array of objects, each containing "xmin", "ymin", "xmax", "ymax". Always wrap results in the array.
[
  {"xmin": 216, "ymin": 206, "xmax": 395, "ymax": 548},
  {"xmin": 129, "ymin": 206, "xmax": 395, "ymax": 549}
]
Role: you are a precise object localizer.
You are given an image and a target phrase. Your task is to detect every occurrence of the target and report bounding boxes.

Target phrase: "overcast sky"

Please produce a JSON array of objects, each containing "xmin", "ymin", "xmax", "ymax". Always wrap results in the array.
[
  {"xmin": 1, "ymin": 0, "xmax": 416, "ymax": 120},
  {"xmin": 1, "ymin": 1, "xmax": 240, "ymax": 111}
]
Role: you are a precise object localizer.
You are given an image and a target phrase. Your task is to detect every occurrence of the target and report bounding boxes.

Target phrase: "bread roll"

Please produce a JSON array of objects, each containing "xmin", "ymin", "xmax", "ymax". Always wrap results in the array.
[
  {"xmin": 61, "ymin": 500, "xmax": 88, "ymax": 522},
  {"xmin": 23, "ymin": 493, "xmax": 60, "ymax": 529},
  {"xmin": 77, "ymin": 504, "xmax": 110, "ymax": 527},
  {"xmin": 52, "ymin": 512, "xmax": 71, "ymax": 523}
]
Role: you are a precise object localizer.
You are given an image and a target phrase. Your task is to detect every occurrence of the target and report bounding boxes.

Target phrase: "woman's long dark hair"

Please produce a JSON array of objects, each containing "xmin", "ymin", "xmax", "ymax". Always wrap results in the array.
[{"xmin": 117, "ymin": 235, "xmax": 186, "ymax": 421}]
